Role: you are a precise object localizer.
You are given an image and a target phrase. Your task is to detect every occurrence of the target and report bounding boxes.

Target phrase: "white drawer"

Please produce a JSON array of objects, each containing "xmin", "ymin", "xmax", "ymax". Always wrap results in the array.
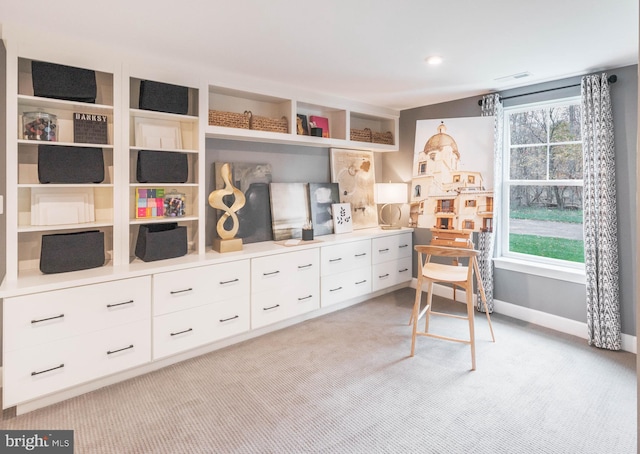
[
  {"xmin": 321, "ymin": 240, "xmax": 371, "ymax": 276},
  {"xmin": 4, "ymin": 276, "xmax": 151, "ymax": 352},
  {"xmin": 321, "ymin": 267, "xmax": 371, "ymax": 307},
  {"xmin": 288, "ymin": 277, "xmax": 320, "ymax": 319},
  {"xmin": 251, "ymin": 289, "xmax": 290, "ymax": 329},
  {"xmin": 153, "ymin": 260, "xmax": 249, "ymax": 316},
  {"xmin": 372, "ymin": 255, "xmax": 413, "ymax": 292},
  {"xmin": 371, "ymin": 232, "xmax": 412, "ymax": 264},
  {"xmin": 153, "ymin": 296, "xmax": 249, "ymax": 359},
  {"xmin": 86, "ymin": 319, "xmax": 151, "ymax": 382},
  {"xmin": 251, "ymin": 249, "xmax": 319, "ymax": 294}
]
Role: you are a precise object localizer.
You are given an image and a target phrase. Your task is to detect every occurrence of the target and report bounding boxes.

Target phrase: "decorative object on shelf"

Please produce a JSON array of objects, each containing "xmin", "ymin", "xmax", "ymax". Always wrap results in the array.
[
  {"xmin": 250, "ymin": 114, "xmax": 288, "ymax": 134},
  {"xmin": 31, "ymin": 60, "xmax": 97, "ymax": 103},
  {"xmin": 40, "ymin": 230, "xmax": 105, "ymax": 274},
  {"xmin": 296, "ymin": 114, "xmax": 309, "ymax": 135},
  {"xmin": 138, "ymin": 80, "xmax": 189, "ymax": 115},
  {"xmin": 350, "ymin": 127, "xmax": 372, "ymax": 143},
  {"xmin": 374, "ymin": 182, "xmax": 408, "ymax": 230},
  {"xmin": 302, "ymin": 219, "xmax": 314, "ymax": 241},
  {"xmin": 136, "ymin": 187, "xmax": 165, "ymax": 218},
  {"xmin": 208, "ymin": 163, "xmax": 246, "ymax": 252},
  {"xmin": 310, "ymin": 127, "xmax": 322, "ymax": 137},
  {"xmin": 208, "ymin": 110, "xmax": 251, "ymax": 129},
  {"xmin": 31, "ymin": 187, "xmax": 95, "ymax": 226},
  {"xmin": 309, "ymin": 115, "xmax": 330, "ymax": 138},
  {"xmin": 269, "ymin": 182, "xmax": 311, "ymax": 241},
  {"xmin": 214, "ymin": 162, "xmax": 273, "ymax": 244},
  {"xmin": 308, "ymin": 182, "xmax": 340, "ymax": 236},
  {"xmin": 135, "ymin": 222, "xmax": 188, "ymax": 262},
  {"xmin": 38, "ymin": 145, "xmax": 104, "ymax": 184},
  {"xmin": 136, "ymin": 150, "xmax": 188, "ymax": 183},
  {"xmin": 330, "ymin": 148, "xmax": 378, "ymax": 230},
  {"xmin": 73, "ymin": 112, "xmax": 108, "ymax": 144},
  {"xmin": 164, "ymin": 190, "xmax": 186, "ymax": 217},
  {"xmin": 134, "ymin": 117, "xmax": 183, "ymax": 149},
  {"xmin": 372, "ymin": 131, "xmax": 394, "ymax": 145},
  {"xmin": 23, "ymin": 111, "xmax": 57, "ymax": 141},
  {"xmin": 332, "ymin": 203, "xmax": 353, "ymax": 234}
]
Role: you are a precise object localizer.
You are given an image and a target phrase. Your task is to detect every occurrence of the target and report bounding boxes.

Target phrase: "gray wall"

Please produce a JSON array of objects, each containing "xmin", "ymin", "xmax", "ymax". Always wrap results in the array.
[{"xmin": 387, "ymin": 65, "xmax": 637, "ymax": 337}]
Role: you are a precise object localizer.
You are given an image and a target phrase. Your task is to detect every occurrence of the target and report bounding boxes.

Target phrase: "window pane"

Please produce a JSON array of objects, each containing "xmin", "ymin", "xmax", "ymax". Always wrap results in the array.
[
  {"xmin": 549, "ymin": 105, "xmax": 581, "ymax": 142},
  {"xmin": 510, "ymin": 146, "xmax": 547, "ymax": 179},
  {"xmin": 509, "ymin": 185, "xmax": 583, "ymax": 263},
  {"xmin": 509, "ymin": 109, "xmax": 547, "ymax": 145},
  {"xmin": 550, "ymin": 144, "xmax": 583, "ymax": 179}
]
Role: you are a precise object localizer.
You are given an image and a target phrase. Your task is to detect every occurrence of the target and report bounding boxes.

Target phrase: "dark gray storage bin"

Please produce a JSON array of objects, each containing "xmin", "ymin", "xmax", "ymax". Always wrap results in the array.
[
  {"xmin": 136, "ymin": 150, "xmax": 188, "ymax": 183},
  {"xmin": 40, "ymin": 230, "xmax": 105, "ymax": 274},
  {"xmin": 135, "ymin": 223, "xmax": 187, "ymax": 262},
  {"xmin": 138, "ymin": 80, "xmax": 189, "ymax": 115},
  {"xmin": 31, "ymin": 61, "xmax": 97, "ymax": 103},
  {"xmin": 38, "ymin": 145, "xmax": 105, "ymax": 184}
]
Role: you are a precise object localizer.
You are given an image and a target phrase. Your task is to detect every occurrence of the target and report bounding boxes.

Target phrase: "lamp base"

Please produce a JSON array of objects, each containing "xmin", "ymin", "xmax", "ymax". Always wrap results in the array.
[{"xmin": 380, "ymin": 224, "xmax": 401, "ymax": 230}]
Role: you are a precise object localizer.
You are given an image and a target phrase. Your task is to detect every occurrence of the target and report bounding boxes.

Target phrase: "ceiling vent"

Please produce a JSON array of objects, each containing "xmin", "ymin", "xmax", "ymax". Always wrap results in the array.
[{"xmin": 494, "ymin": 72, "xmax": 532, "ymax": 82}]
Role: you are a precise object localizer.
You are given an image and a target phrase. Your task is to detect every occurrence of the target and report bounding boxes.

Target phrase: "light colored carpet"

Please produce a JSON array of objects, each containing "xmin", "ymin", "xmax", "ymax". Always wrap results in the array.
[{"xmin": 1, "ymin": 288, "xmax": 636, "ymax": 453}]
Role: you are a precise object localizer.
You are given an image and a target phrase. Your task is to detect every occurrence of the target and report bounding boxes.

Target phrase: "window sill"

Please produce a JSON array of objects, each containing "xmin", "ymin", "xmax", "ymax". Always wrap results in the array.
[{"xmin": 493, "ymin": 257, "xmax": 585, "ymax": 284}]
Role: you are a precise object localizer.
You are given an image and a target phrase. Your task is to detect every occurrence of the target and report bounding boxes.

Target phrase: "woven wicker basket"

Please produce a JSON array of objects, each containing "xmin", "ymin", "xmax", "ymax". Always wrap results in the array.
[
  {"xmin": 250, "ymin": 115, "xmax": 288, "ymax": 134},
  {"xmin": 350, "ymin": 128, "xmax": 372, "ymax": 142},
  {"xmin": 208, "ymin": 110, "xmax": 251, "ymax": 129},
  {"xmin": 372, "ymin": 131, "xmax": 394, "ymax": 145}
]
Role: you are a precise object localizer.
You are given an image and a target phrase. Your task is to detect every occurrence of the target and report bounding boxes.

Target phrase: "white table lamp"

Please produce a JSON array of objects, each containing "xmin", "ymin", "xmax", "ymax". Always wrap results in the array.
[{"xmin": 374, "ymin": 182, "xmax": 408, "ymax": 230}]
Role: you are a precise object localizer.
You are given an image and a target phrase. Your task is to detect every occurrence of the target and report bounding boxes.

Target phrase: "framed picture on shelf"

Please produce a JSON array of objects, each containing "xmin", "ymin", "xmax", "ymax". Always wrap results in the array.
[
  {"xmin": 330, "ymin": 148, "xmax": 378, "ymax": 230},
  {"xmin": 332, "ymin": 203, "xmax": 353, "ymax": 234},
  {"xmin": 296, "ymin": 114, "xmax": 309, "ymax": 135},
  {"xmin": 134, "ymin": 117, "xmax": 182, "ymax": 149},
  {"xmin": 74, "ymin": 112, "xmax": 109, "ymax": 144}
]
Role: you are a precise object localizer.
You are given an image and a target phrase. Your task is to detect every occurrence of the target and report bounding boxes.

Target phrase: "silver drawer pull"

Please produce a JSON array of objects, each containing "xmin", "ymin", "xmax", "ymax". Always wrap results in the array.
[
  {"xmin": 220, "ymin": 278, "xmax": 239, "ymax": 285},
  {"xmin": 263, "ymin": 304, "xmax": 280, "ymax": 311},
  {"xmin": 378, "ymin": 248, "xmax": 389, "ymax": 253},
  {"xmin": 329, "ymin": 258, "xmax": 342, "ymax": 262},
  {"xmin": 107, "ymin": 344, "xmax": 134, "ymax": 355},
  {"xmin": 399, "ymin": 268, "xmax": 409, "ymax": 273},
  {"xmin": 355, "ymin": 253, "xmax": 367, "ymax": 257},
  {"xmin": 220, "ymin": 315, "xmax": 239, "ymax": 322},
  {"xmin": 170, "ymin": 328, "xmax": 193, "ymax": 336},
  {"xmin": 298, "ymin": 295, "xmax": 312, "ymax": 301},
  {"xmin": 330, "ymin": 286, "xmax": 343, "ymax": 292},
  {"xmin": 107, "ymin": 300, "xmax": 134, "ymax": 308},
  {"xmin": 32, "ymin": 364, "xmax": 64, "ymax": 376},
  {"xmin": 298, "ymin": 264, "xmax": 313, "ymax": 269},
  {"xmin": 399, "ymin": 244, "xmax": 409, "ymax": 248},
  {"xmin": 379, "ymin": 273, "xmax": 390, "ymax": 278},
  {"xmin": 31, "ymin": 314, "xmax": 64, "ymax": 324},
  {"xmin": 263, "ymin": 270, "xmax": 280, "ymax": 276},
  {"xmin": 170, "ymin": 288, "xmax": 193, "ymax": 295},
  {"xmin": 355, "ymin": 280, "xmax": 367, "ymax": 285}
]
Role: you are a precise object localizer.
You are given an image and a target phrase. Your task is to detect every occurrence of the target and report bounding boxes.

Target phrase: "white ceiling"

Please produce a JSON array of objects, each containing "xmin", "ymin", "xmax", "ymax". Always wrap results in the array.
[{"xmin": 3, "ymin": 0, "xmax": 638, "ymax": 110}]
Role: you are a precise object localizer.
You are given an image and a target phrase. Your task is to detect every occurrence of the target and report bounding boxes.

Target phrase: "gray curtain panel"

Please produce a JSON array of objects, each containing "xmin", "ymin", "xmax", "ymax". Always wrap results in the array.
[
  {"xmin": 581, "ymin": 73, "xmax": 621, "ymax": 350},
  {"xmin": 477, "ymin": 93, "xmax": 503, "ymax": 313}
]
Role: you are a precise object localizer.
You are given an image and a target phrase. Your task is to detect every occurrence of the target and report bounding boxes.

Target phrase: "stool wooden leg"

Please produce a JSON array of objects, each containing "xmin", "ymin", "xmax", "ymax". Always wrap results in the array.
[
  {"xmin": 410, "ymin": 275, "xmax": 423, "ymax": 326},
  {"xmin": 410, "ymin": 288, "xmax": 421, "ymax": 357},
  {"xmin": 472, "ymin": 258, "xmax": 496, "ymax": 342},
  {"xmin": 425, "ymin": 280, "xmax": 433, "ymax": 333},
  {"xmin": 466, "ymin": 287, "xmax": 476, "ymax": 371}
]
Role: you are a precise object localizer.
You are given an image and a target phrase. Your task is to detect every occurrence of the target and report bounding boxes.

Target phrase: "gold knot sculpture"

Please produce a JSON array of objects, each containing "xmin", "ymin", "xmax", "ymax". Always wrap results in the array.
[{"xmin": 208, "ymin": 163, "xmax": 246, "ymax": 252}]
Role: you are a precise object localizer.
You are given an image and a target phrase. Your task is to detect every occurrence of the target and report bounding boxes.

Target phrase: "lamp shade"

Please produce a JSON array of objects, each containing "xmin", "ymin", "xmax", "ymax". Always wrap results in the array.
[{"xmin": 374, "ymin": 183, "xmax": 408, "ymax": 205}]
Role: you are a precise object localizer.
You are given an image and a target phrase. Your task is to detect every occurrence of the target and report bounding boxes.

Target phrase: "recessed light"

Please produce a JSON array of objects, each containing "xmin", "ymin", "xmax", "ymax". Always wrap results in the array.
[{"xmin": 425, "ymin": 55, "xmax": 443, "ymax": 65}]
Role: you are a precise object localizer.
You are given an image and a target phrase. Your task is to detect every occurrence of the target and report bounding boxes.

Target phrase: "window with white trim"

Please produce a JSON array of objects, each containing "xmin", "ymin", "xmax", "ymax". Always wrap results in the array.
[{"xmin": 501, "ymin": 97, "xmax": 584, "ymax": 267}]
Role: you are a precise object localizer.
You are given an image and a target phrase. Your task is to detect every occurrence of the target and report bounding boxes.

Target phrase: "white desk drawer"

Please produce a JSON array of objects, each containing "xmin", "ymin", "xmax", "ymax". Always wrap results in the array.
[
  {"xmin": 251, "ymin": 249, "xmax": 318, "ymax": 294},
  {"xmin": 372, "ymin": 255, "xmax": 413, "ymax": 292},
  {"xmin": 4, "ymin": 276, "xmax": 151, "ymax": 352},
  {"xmin": 321, "ymin": 267, "xmax": 371, "ymax": 307},
  {"xmin": 371, "ymin": 232, "xmax": 412, "ymax": 264},
  {"xmin": 153, "ymin": 260, "xmax": 249, "ymax": 316},
  {"xmin": 321, "ymin": 240, "xmax": 371, "ymax": 276}
]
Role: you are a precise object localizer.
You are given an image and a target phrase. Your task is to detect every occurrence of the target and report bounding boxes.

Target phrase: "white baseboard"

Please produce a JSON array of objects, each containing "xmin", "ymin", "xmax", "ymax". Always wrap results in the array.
[{"xmin": 410, "ymin": 278, "xmax": 637, "ymax": 354}]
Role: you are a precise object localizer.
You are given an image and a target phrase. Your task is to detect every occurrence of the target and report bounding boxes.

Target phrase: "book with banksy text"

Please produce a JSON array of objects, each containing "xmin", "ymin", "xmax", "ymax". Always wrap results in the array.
[{"xmin": 74, "ymin": 112, "xmax": 109, "ymax": 144}]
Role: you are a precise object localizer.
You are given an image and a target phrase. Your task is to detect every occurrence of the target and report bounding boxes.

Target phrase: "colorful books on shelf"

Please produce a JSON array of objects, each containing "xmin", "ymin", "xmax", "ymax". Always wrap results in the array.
[{"xmin": 309, "ymin": 115, "xmax": 329, "ymax": 138}]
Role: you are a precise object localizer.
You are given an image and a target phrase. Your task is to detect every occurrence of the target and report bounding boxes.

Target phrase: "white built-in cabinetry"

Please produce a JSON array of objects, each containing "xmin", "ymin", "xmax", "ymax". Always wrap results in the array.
[
  {"xmin": 372, "ymin": 232, "xmax": 413, "ymax": 292},
  {"xmin": 1, "ymin": 28, "xmax": 408, "ymax": 415}
]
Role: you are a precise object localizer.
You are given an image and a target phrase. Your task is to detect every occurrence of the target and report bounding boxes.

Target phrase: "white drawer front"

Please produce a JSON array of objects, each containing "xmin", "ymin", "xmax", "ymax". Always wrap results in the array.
[
  {"xmin": 251, "ymin": 249, "xmax": 319, "ymax": 294},
  {"xmin": 321, "ymin": 240, "xmax": 371, "ymax": 276},
  {"xmin": 153, "ymin": 297, "xmax": 249, "ymax": 359},
  {"xmin": 288, "ymin": 277, "xmax": 320, "ymax": 318},
  {"xmin": 251, "ymin": 290, "xmax": 289, "ymax": 329},
  {"xmin": 372, "ymin": 256, "xmax": 413, "ymax": 292},
  {"xmin": 87, "ymin": 320, "xmax": 151, "ymax": 381},
  {"xmin": 153, "ymin": 260, "xmax": 248, "ymax": 316},
  {"xmin": 4, "ymin": 336, "xmax": 86, "ymax": 407},
  {"xmin": 396, "ymin": 255, "xmax": 413, "ymax": 284},
  {"xmin": 4, "ymin": 276, "xmax": 151, "ymax": 352},
  {"xmin": 371, "ymin": 232, "xmax": 412, "ymax": 264},
  {"xmin": 321, "ymin": 267, "xmax": 372, "ymax": 307}
]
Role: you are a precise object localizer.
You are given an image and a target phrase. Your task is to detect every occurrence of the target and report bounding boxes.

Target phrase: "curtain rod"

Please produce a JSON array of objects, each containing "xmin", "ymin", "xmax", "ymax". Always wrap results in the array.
[{"xmin": 477, "ymin": 74, "xmax": 617, "ymax": 106}]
